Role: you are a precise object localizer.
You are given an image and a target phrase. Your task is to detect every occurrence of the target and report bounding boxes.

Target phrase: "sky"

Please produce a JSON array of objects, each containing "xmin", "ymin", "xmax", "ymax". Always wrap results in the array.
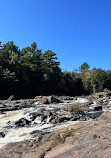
[{"xmin": 0, "ymin": 0, "xmax": 111, "ymax": 71}]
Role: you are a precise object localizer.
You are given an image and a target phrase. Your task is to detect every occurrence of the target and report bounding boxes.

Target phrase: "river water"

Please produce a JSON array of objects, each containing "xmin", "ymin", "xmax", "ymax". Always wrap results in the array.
[{"xmin": 0, "ymin": 98, "xmax": 91, "ymax": 148}]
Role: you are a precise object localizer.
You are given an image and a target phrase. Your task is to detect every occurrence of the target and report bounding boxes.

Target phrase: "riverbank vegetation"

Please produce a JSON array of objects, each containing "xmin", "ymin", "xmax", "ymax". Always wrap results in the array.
[{"xmin": 0, "ymin": 41, "xmax": 111, "ymax": 97}]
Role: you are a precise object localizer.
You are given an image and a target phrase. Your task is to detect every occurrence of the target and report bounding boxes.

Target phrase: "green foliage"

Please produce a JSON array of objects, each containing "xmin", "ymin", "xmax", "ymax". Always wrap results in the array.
[
  {"xmin": 79, "ymin": 62, "xmax": 90, "ymax": 92},
  {"xmin": 90, "ymin": 68, "xmax": 107, "ymax": 93},
  {"xmin": 79, "ymin": 62, "xmax": 90, "ymax": 73},
  {"xmin": 0, "ymin": 41, "xmax": 110, "ymax": 97}
]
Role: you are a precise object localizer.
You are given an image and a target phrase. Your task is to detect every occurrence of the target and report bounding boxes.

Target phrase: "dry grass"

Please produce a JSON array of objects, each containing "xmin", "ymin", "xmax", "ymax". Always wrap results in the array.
[{"xmin": 62, "ymin": 103, "xmax": 87, "ymax": 114}]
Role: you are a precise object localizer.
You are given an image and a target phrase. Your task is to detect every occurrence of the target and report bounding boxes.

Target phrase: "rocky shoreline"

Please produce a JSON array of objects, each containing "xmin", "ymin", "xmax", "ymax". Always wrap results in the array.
[
  {"xmin": 0, "ymin": 93, "xmax": 111, "ymax": 157},
  {"xmin": 0, "ymin": 112, "xmax": 111, "ymax": 158}
]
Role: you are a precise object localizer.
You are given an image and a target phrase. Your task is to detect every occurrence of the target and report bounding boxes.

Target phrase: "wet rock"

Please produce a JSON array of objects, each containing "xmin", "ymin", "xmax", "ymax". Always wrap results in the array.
[
  {"xmin": 94, "ymin": 105, "xmax": 102, "ymax": 111},
  {"xmin": 49, "ymin": 108, "xmax": 89, "ymax": 124},
  {"xmin": 50, "ymin": 96, "xmax": 63, "ymax": 103},
  {"xmin": 29, "ymin": 112, "xmax": 41, "ymax": 121},
  {"xmin": 0, "ymin": 99, "xmax": 36, "ymax": 112},
  {"xmin": 15, "ymin": 118, "xmax": 31, "ymax": 127},
  {"xmin": 0, "ymin": 111, "xmax": 5, "ymax": 115},
  {"xmin": 85, "ymin": 111, "xmax": 104, "ymax": 119},
  {"xmin": 57, "ymin": 116, "xmax": 72, "ymax": 123},
  {"xmin": 29, "ymin": 109, "xmax": 46, "ymax": 121},
  {"xmin": 0, "ymin": 132, "xmax": 5, "ymax": 138},
  {"xmin": 37, "ymin": 96, "xmax": 50, "ymax": 104},
  {"xmin": 43, "ymin": 99, "xmax": 50, "ymax": 104},
  {"xmin": 30, "ymin": 130, "xmax": 42, "ymax": 138},
  {"xmin": 7, "ymin": 95, "xmax": 15, "ymax": 101},
  {"xmin": 41, "ymin": 115, "xmax": 47, "ymax": 122},
  {"xmin": 50, "ymin": 113, "xmax": 80, "ymax": 124}
]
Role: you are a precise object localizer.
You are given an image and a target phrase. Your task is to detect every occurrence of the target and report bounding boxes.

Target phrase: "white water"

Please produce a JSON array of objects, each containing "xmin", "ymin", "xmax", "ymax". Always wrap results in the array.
[{"xmin": 0, "ymin": 98, "xmax": 89, "ymax": 148}]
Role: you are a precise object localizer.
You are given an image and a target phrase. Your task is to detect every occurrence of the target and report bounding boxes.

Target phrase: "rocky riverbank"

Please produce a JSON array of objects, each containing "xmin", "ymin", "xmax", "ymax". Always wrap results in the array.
[
  {"xmin": 0, "ymin": 112, "xmax": 111, "ymax": 158},
  {"xmin": 0, "ymin": 93, "xmax": 111, "ymax": 157}
]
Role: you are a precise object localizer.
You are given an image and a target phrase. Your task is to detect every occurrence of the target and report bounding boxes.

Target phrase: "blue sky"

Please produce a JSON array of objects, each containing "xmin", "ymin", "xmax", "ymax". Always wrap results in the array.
[{"xmin": 0, "ymin": 0, "xmax": 111, "ymax": 71}]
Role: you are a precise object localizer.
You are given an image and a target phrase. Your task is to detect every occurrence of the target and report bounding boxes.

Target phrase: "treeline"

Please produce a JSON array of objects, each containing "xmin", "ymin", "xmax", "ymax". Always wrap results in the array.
[{"xmin": 0, "ymin": 41, "xmax": 111, "ymax": 97}]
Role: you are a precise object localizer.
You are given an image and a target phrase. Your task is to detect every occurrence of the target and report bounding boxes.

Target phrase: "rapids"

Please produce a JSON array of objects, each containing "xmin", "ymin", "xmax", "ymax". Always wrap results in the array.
[{"xmin": 0, "ymin": 97, "xmax": 94, "ymax": 148}]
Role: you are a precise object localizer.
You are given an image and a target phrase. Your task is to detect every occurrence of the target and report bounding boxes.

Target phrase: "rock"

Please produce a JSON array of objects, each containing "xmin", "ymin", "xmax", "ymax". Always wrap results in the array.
[
  {"xmin": 37, "ymin": 96, "xmax": 50, "ymax": 104},
  {"xmin": 15, "ymin": 118, "xmax": 30, "ymax": 127},
  {"xmin": 7, "ymin": 95, "xmax": 15, "ymax": 101},
  {"xmin": 57, "ymin": 116, "xmax": 74, "ymax": 123},
  {"xmin": 50, "ymin": 96, "xmax": 63, "ymax": 103},
  {"xmin": 43, "ymin": 111, "xmax": 52, "ymax": 117},
  {"xmin": 0, "ymin": 111, "xmax": 5, "ymax": 114},
  {"xmin": 37, "ymin": 96, "xmax": 63, "ymax": 104},
  {"xmin": 0, "ymin": 132, "xmax": 5, "ymax": 138},
  {"xmin": 62, "ymin": 103, "xmax": 83, "ymax": 114},
  {"xmin": 34, "ymin": 96, "xmax": 43, "ymax": 100},
  {"xmin": 45, "ymin": 112, "xmax": 111, "ymax": 158},
  {"xmin": 49, "ymin": 108, "xmax": 89, "ymax": 124},
  {"xmin": 30, "ymin": 130, "xmax": 42, "ymax": 138},
  {"xmin": 94, "ymin": 105, "xmax": 102, "ymax": 111},
  {"xmin": 50, "ymin": 111, "xmax": 80, "ymax": 124},
  {"xmin": 50, "ymin": 116, "xmax": 68, "ymax": 123},
  {"xmin": 1, "ymin": 112, "xmax": 111, "ymax": 158},
  {"xmin": 29, "ymin": 112, "xmax": 41, "ymax": 121},
  {"xmin": 85, "ymin": 111, "xmax": 104, "ymax": 119},
  {"xmin": 0, "ymin": 99, "xmax": 36, "ymax": 112},
  {"xmin": 29, "ymin": 108, "xmax": 48, "ymax": 122},
  {"xmin": 43, "ymin": 99, "xmax": 50, "ymax": 104}
]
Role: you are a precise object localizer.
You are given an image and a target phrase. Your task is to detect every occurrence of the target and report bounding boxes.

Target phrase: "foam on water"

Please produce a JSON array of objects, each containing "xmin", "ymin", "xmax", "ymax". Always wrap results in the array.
[
  {"xmin": 0, "ymin": 99, "xmax": 87, "ymax": 148},
  {"xmin": 0, "ymin": 103, "xmax": 61, "ymax": 148},
  {"xmin": 0, "ymin": 123, "xmax": 54, "ymax": 148}
]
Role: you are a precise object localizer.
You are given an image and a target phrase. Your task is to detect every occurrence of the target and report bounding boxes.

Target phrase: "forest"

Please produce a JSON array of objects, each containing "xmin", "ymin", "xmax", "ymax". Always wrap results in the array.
[{"xmin": 0, "ymin": 41, "xmax": 111, "ymax": 97}]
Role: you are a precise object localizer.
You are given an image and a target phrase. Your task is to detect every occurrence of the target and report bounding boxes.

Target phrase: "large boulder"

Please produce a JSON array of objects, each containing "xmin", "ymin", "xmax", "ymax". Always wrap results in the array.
[{"xmin": 37, "ymin": 96, "xmax": 63, "ymax": 104}]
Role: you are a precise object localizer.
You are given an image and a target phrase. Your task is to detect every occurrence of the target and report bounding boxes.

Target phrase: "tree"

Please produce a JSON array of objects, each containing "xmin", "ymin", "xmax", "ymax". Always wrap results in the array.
[
  {"xmin": 79, "ymin": 62, "xmax": 90, "ymax": 92},
  {"xmin": 1, "ymin": 40, "xmax": 111, "ymax": 97},
  {"xmin": 90, "ymin": 68, "xmax": 107, "ymax": 93},
  {"xmin": 43, "ymin": 50, "xmax": 61, "ymax": 94}
]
